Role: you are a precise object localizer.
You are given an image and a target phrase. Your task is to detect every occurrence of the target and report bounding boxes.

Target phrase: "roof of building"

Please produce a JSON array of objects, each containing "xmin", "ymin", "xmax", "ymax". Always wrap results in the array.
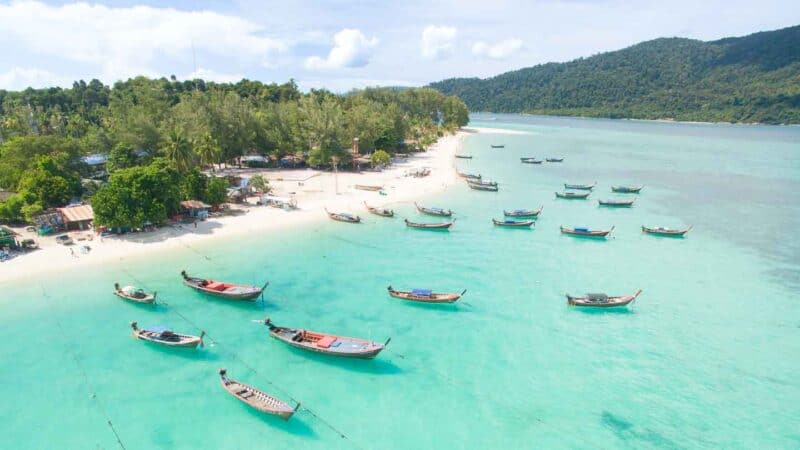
[
  {"xmin": 81, "ymin": 154, "xmax": 108, "ymax": 166},
  {"xmin": 58, "ymin": 204, "xmax": 94, "ymax": 223},
  {"xmin": 180, "ymin": 200, "xmax": 210, "ymax": 210}
]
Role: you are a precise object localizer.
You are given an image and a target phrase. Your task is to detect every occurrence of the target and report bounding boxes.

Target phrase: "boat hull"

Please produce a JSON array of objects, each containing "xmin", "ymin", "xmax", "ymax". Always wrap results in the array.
[
  {"xmin": 114, "ymin": 291, "xmax": 156, "ymax": 304},
  {"xmin": 184, "ymin": 281, "xmax": 262, "ymax": 301},
  {"xmin": 493, "ymin": 219, "xmax": 534, "ymax": 228},
  {"xmin": 555, "ymin": 192, "xmax": 590, "ymax": 199},
  {"xmin": 132, "ymin": 332, "xmax": 201, "ymax": 348},
  {"xmin": 404, "ymin": 219, "xmax": 453, "ymax": 230},
  {"xmin": 220, "ymin": 375, "xmax": 296, "ymax": 420},
  {"xmin": 642, "ymin": 226, "xmax": 691, "ymax": 237},
  {"xmin": 387, "ymin": 289, "xmax": 462, "ymax": 303},
  {"xmin": 269, "ymin": 332, "xmax": 384, "ymax": 359},
  {"xmin": 503, "ymin": 207, "xmax": 542, "ymax": 218}
]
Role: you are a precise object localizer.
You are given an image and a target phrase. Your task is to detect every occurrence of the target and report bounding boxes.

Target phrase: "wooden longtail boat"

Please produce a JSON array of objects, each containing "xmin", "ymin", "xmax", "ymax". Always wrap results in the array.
[
  {"xmin": 468, "ymin": 179, "xmax": 497, "ymax": 187},
  {"xmin": 454, "ymin": 154, "xmax": 473, "ymax": 159},
  {"xmin": 492, "ymin": 219, "xmax": 534, "ymax": 228},
  {"xmin": 181, "ymin": 271, "xmax": 267, "ymax": 301},
  {"xmin": 560, "ymin": 226, "xmax": 615, "ymax": 238},
  {"xmin": 325, "ymin": 208, "xmax": 361, "ymax": 223},
  {"xmin": 387, "ymin": 286, "xmax": 466, "ymax": 303},
  {"xmin": 130, "ymin": 322, "xmax": 204, "ymax": 348},
  {"xmin": 354, "ymin": 184, "xmax": 383, "ymax": 191},
  {"xmin": 564, "ymin": 182, "xmax": 597, "ymax": 190},
  {"xmin": 219, "ymin": 369, "xmax": 299, "ymax": 420},
  {"xmin": 263, "ymin": 318, "xmax": 388, "ymax": 359},
  {"xmin": 456, "ymin": 170, "xmax": 482, "ymax": 180},
  {"xmin": 641, "ymin": 225, "xmax": 692, "ymax": 237},
  {"xmin": 415, "ymin": 202, "xmax": 452, "ymax": 217},
  {"xmin": 114, "ymin": 283, "xmax": 156, "ymax": 304},
  {"xmin": 566, "ymin": 289, "xmax": 642, "ymax": 308},
  {"xmin": 520, "ymin": 157, "xmax": 543, "ymax": 164},
  {"xmin": 612, "ymin": 185, "xmax": 643, "ymax": 193},
  {"xmin": 598, "ymin": 199, "xmax": 636, "ymax": 207},
  {"xmin": 467, "ymin": 181, "xmax": 499, "ymax": 191},
  {"xmin": 490, "ymin": 144, "xmax": 505, "ymax": 148},
  {"xmin": 546, "ymin": 158, "xmax": 564, "ymax": 162},
  {"xmin": 555, "ymin": 191, "xmax": 590, "ymax": 199},
  {"xmin": 364, "ymin": 201, "xmax": 394, "ymax": 217},
  {"xmin": 404, "ymin": 218, "xmax": 454, "ymax": 230},
  {"xmin": 503, "ymin": 206, "xmax": 543, "ymax": 218}
]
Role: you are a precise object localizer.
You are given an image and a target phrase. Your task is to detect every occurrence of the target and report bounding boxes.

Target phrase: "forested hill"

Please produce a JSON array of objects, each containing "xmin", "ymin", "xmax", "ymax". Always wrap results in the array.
[{"xmin": 430, "ymin": 25, "xmax": 800, "ymax": 124}]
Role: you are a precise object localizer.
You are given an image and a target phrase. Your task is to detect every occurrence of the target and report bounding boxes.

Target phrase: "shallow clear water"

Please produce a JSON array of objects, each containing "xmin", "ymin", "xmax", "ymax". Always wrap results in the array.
[{"xmin": 2, "ymin": 114, "xmax": 799, "ymax": 449}]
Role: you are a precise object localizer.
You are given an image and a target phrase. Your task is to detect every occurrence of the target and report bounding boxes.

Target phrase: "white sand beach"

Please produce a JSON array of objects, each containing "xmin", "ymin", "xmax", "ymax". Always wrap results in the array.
[{"xmin": 0, "ymin": 130, "xmax": 488, "ymax": 283}]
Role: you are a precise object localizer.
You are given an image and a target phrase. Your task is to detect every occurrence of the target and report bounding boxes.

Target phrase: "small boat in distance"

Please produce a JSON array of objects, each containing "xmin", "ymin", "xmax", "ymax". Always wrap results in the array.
[
  {"xmin": 415, "ymin": 202, "xmax": 453, "ymax": 217},
  {"xmin": 181, "ymin": 271, "xmax": 267, "ymax": 301},
  {"xmin": 555, "ymin": 191, "xmax": 590, "ymax": 199},
  {"xmin": 325, "ymin": 208, "xmax": 361, "ymax": 223},
  {"xmin": 364, "ymin": 201, "xmax": 394, "ymax": 217},
  {"xmin": 467, "ymin": 181, "xmax": 499, "ymax": 191},
  {"xmin": 520, "ymin": 157, "xmax": 543, "ymax": 164},
  {"xmin": 404, "ymin": 218, "xmax": 454, "ymax": 230},
  {"xmin": 130, "ymin": 322, "xmax": 204, "ymax": 348},
  {"xmin": 560, "ymin": 226, "xmax": 615, "ymax": 238},
  {"xmin": 456, "ymin": 170, "xmax": 482, "ymax": 180},
  {"xmin": 219, "ymin": 369, "xmax": 299, "ymax": 421},
  {"xmin": 612, "ymin": 185, "xmax": 643, "ymax": 193},
  {"xmin": 490, "ymin": 144, "xmax": 505, "ymax": 148},
  {"xmin": 492, "ymin": 219, "xmax": 534, "ymax": 228},
  {"xmin": 598, "ymin": 198, "xmax": 636, "ymax": 207},
  {"xmin": 114, "ymin": 283, "xmax": 156, "ymax": 304},
  {"xmin": 642, "ymin": 225, "xmax": 692, "ymax": 237},
  {"xmin": 546, "ymin": 158, "xmax": 564, "ymax": 162},
  {"xmin": 454, "ymin": 154, "xmax": 473, "ymax": 159},
  {"xmin": 263, "ymin": 318, "xmax": 388, "ymax": 359},
  {"xmin": 564, "ymin": 182, "xmax": 597, "ymax": 190},
  {"xmin": 354, "ymin": 184, "xmax": 383, "ymax": 191},
  {"xmin": 566, "ymin": 289, "xmax": 642, "ymax": 308},
  {"xmin": 387, "ymin": 286, "xmax": 466, "ymax": 304},
  {"xmin": 504, "ymin": 206, "xmax": 543, "ymax": 218}
]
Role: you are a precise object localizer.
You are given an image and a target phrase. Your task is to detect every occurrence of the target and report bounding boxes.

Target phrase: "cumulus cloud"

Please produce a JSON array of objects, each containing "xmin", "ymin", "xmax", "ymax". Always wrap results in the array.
[
  {"xmin": 421, "ymin": 25, "xmax": 457, "ymax": 60},
  {"xmin": 0, "ymin": 67, "xmax": 73, "ymax": 90},
  {"xmin": 0, "ymin": 1, "xmax": 287, "ymax": 82},
  {"xmin": 472, "ymin": 38, "xmax": 524, "ymax": 59},
  {"xmin": 184, "ymin": 68, "xmax": 245, "ymax": 84},
  {"xmin": 304, "ymin": 29, "xmax": 378, "ymax": 70}
]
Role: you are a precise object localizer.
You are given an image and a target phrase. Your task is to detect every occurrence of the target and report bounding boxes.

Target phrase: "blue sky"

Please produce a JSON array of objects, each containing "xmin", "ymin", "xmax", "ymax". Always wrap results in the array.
[{"xmin": 0, "ymin": 0, "xmax": 798, "ymax": 91}]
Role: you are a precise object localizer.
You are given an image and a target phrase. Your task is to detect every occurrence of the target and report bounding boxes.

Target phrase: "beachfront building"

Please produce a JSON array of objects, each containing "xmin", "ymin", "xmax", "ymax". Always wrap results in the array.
[
  {"xmin": 58, "ymin": 204, "xmax": 94, "ymax": 231},
  {"xmin": 180, "ymin": 200, "xmax": 210, "ymax": 220}
]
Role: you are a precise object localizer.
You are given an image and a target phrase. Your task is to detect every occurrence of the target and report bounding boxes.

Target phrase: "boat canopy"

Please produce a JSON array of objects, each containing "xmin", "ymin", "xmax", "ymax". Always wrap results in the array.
[
  {"xmin": 412, "ymin": 289, "xmax": 432, "ymax": 296},
  {"xmin": 575, "ymin": 227, "xmax": 589, "ymax": 232},
  {"xmin": 587, "ymin": 293, "xmax": 609, "ymax": 301},
  {"xmin": 145, "ymin": 326, "xmax": 168, "ymax": 333}
]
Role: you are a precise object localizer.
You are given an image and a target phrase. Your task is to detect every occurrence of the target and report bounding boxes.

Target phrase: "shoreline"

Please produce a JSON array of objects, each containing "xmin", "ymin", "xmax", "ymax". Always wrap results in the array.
[
  {"xmin": 473, "ymin": 112, "xmax": 799, "ymax": 127},
  {"xmin": 1, "ymin": 130, "xmax": 480, "ymax": 284}
]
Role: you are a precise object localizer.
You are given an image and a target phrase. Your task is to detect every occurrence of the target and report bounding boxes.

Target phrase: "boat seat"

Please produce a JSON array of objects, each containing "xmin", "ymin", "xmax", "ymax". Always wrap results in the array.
[{"xmin": 316, "ymin": 335, "xmax": 337, "ymax": 349}]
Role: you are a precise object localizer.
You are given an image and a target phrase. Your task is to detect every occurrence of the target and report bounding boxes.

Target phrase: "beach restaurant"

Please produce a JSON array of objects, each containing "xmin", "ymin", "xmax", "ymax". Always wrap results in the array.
[
  {"xmin": 180, "ymin": 200, "xmax": 210, "ymax": 219},
  {"xmin": 57, "ymin": 204, "xmax": 94, "ymax": 231}
]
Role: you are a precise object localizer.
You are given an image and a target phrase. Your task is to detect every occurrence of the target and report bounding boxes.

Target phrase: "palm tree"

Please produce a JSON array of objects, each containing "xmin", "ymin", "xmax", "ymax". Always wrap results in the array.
[
  {"xmin": 162, "ymin": 128, "xmax": 194, "ymax": 172},
  {"xmin": 195, "ymin": 133, "xmax": 221, "ymax": 171}
]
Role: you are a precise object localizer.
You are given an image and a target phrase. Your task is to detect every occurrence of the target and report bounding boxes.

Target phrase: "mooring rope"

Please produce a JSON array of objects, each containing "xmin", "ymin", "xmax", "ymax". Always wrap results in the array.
[
  {"xmin": 119, "ymin": 269, "xmax": 363, "ymax": 448},
  {"xmin": 40, "ymin": 285, "xmax": 127, "ymax": 450}
]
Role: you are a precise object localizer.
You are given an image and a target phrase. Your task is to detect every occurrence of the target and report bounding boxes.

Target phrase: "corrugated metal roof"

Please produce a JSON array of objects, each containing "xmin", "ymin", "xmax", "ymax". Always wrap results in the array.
[{"xmin": 58, "ymin": 205, "xmax": 94, "ymax": 223}]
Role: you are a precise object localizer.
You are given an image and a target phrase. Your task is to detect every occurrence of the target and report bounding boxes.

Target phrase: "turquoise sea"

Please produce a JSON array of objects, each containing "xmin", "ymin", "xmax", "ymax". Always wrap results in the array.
[{"xmin": 2, "ymin": 114, "xmax": 799, "ymax": 449}]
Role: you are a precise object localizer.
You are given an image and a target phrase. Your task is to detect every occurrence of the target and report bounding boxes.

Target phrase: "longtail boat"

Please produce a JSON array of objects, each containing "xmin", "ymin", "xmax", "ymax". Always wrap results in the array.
[
  {"xmin": 130, "ymin": 322, "xmax": 204, "ymax": 348},
  {"xmin": 454, "ymin": 154, "xmax": 472, "ymax": 159},
  {"xmin": 598, "ymin": 198, "xmax": 636, "ymax": 207},
  {"xmin": 354, "ymin": 184, "xmax": 383, "ymax": 191},
  {"xmin": 415, "ymin": 202, "xmax": 452, "ymax": 217},
  {"xmin": 490, "ymin": 144, "xmax": 505, "ymax": 148},
  {"xmin": 325, "ymin": 208, "xmax": 361, "ymax": 223},
  {"xmin": 560, "ymin": 225, "xmax": 614, "ymax": 238},
  {"xmin": 468, "ymin": 179, "xmax": 497, "ymax": 187},
  {"xmin": 566, "ymin": 289, "xmax": 642, "ymax": 308},
  {"xmin": 364, "ymin": 201, "xmax": 394, "ymax": 217},
  {"xmin": 219, "ymin": 369, "xmax": 299, "ymax": 420},
  {"xmin": 492, "ymin": 218, "xmax": 534, "ymax": 228},
  {"xmin": 546, "ymin": 158, "xmax": 564, "ymax": 162},
  {"xmin": 642, "ymin": 225, "xmax": 692, "ymax": 237},
  {"xmin": 114, "ymin": 283, "xmax": 156, "ymax": 304},
  {"xmin": 456, "ymin": 170, "xmax": 482, "ymax": 180},
  {"xmin": 404, "ymin": 218, "xmax": 454, "ymax": 230},
  {"xmin": 555, "ymin": 191, "xmax": 590, "ymax": 199},
  {"xmin": 181, "ymin": 270, "xmax": 267, "ymax": 301},
  {"xmin": 503, "ymin": 206, "xmax": 543, "ymax": 218},
  {"xmin": 387, "ymin": 286, "xmax": 466, "ymax": 304},
  {"xmin": 467, "ymin": 181, "xmax": 499, "ymax": 191},
  {"xmin": 612, "ymin": 185, "xmax": 643, "ymax": 193},
  {"xmin": 520, "ymin": 157, "xmax": 543, "ymax": 164},
  {"xmin": 263, "ymin": 318, "xmax": 388, "ymax": 359},
  {"xmin": 564, "ymin": 182, "xmax": 596, "ymax": 190}
]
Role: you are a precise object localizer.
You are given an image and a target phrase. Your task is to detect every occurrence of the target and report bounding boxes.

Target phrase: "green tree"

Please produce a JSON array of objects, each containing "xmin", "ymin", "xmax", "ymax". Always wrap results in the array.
[
  {"xmin": 0, "ymin": 194, "xmax": 25, "ymax": 223},
  {"xmin": 17, "ymin": 156, "xmax": 82, "ymax": 208},
  {"xmin": 247, "ymin": 174, "xmax": 269, "ymax": 193},
  {"xmin": 204, "ymin": 176, "xmax": 229, "ymax": 206},
  {"xmin": 371, "ymin": 149, "xmax": 391, "ymax": 167},
  {"xmin": 181, "ymin": 168, "xmax": 208, "ymax": 200},
  {"xmin": 161, "ymin": 128, "xmax": 194, "ymax": 173}
]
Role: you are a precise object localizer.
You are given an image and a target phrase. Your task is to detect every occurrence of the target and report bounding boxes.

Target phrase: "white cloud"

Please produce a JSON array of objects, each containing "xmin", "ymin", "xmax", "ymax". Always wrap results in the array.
[
  {"xmin": 184, "ymin": 68, "xmax": 245, "ymax": 83},
  {"xmin": 0, "ymin": 1, "xmax": 287, "ymax": 82},
  {"xmin": 0, "ymin": 67, "xmax": 73, "ymax": 90},
  {"xmin": 472, "ymin": 38, "xmax": 524, "ymax": 59},
  {"xmin": 421, "ymin": 25, "xmax": 457, "ymax": 60},
  {"xmin": 304, "ymin": 29, "xmax": 378, "ymax": 70}
]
